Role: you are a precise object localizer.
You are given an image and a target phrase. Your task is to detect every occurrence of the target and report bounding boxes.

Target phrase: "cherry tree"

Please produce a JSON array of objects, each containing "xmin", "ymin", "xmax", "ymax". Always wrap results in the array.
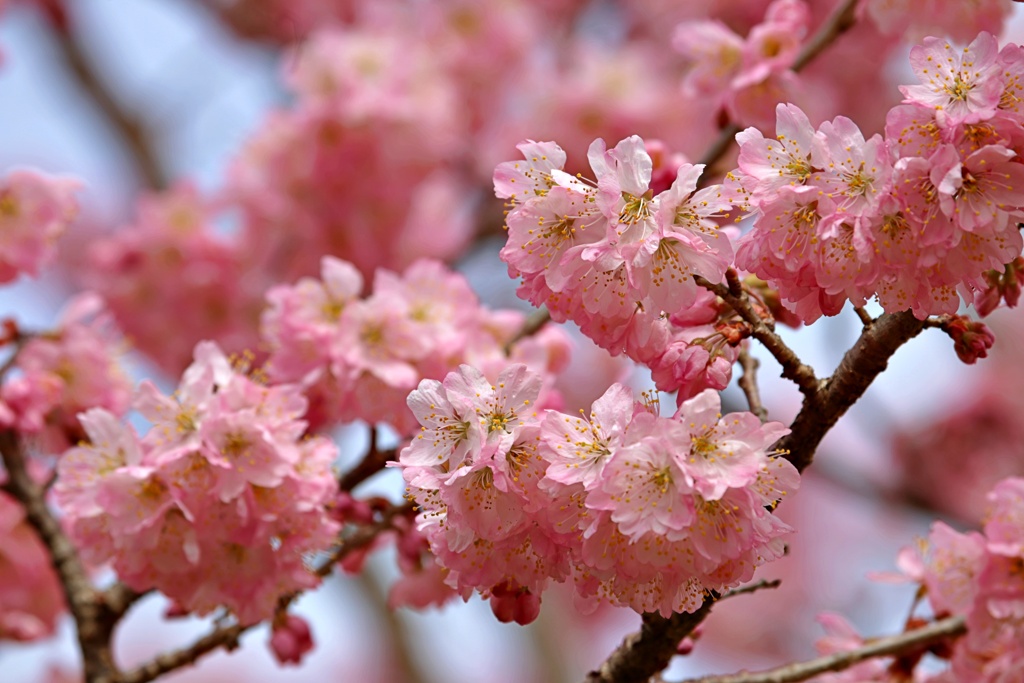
[{"xmin": 2, "ymin": 1, "xmax": 1024, "ymax": 682}]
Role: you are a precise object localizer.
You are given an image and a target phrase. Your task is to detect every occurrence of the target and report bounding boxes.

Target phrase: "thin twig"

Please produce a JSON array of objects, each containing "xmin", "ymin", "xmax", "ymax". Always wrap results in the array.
[
  {"xmin": 505, "ymin": 308, "xmax": 552, "ymax": 354},
  {"xmin": 339, "ymin": 445, "xmax": 396, "ymax": 492},
  {"xmin": 696, "ymin": 274, "xmax": 820, "ymax": 398},
  {"xmin": 0, "ymin": 327, "xmax": 37, "ymax": 380},
  {"xmin": 737, "ymin": 347, "xmax": 768, "ymax": 422},
  {"xmin": 718, "ymin": 579, "xmax": 781, "ymax": 602},
  {"xmin": 358, "ymin": 567, "xmax": 433, "ymax": 683},
  {"xmin": 49, "ymin": 12, "xmax": 168, "ymax": 189},
  {"xmin": 789, "ymin": 0, "xmax": 860, "ymax": 72},
  {"xmin": 852, "ymin": 307, "xmax": 874, "ymax": 328},
  {"xmin": 776, "ymin": 310, "xmax": 926, "ymax": 473},
  {"xmin": 315, "ymin": 502, "xmax": 413, "ymax": 580},
  {"xmin": 672, "ymin": 615, "xmax": 966, "ymax": 683},
  {"xmin": 119, "ymin": 621, "xmax": 247, "ymax": 683}
]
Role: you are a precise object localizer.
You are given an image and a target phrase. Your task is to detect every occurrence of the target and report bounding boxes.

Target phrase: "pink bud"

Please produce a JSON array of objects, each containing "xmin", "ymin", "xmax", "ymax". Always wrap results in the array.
[
  {"xmin": 488, "ymin": 583, "xmax": 541, "ymax": 625},
  {"xmin": 489, "ymin": 591, "xmax": 518, "ymax": 624},
  {"xmin": 339, "ymin": 543, "xmax": 373, "ymax": 574},
  {"xmin": 269, "ymin": 614, "xmax": 314, "ymax": 666},
  {"xmin": 941, "ymin": 316, "xmax": 995, "ymax": 364},
  {"xmin": 677, "ymin": 624, "xmax": 704, "ymax": 654},
  {"xmin": 513, "ymin": 591, "xmax": 541, "ymax": 625}
]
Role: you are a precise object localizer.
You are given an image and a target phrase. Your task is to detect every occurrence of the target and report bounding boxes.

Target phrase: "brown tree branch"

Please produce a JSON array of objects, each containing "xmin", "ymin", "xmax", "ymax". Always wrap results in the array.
[
  {"xmin": 0, "ymin": 431, "xmax": 119, "ymax": 683},
  {"xmin": 776, "ymin": 310, "xmax": 926, "ymax": 473},
  {"xmin": 696, "ymin": 275, "xmax": 820, "ymax": 398},
  {"xmin": 673, "ymin": 615, "xmax": 966, "ymax": 683},
  {"xmin": 737, "ymin": 347, "xmax": 768, "ymax": 422},
  {"xmin": 582, "ymin": 310, "xmax": 927, "ymax": 683},
  {"xmin": 49, "ymin": 10, "xmax": 168, "ymax": 189},
  {"xmin": 339, "ymin": 449, "xmax": 394, "ymax": 491},
  {"xmin": 585, "ymin": 602, "xmax": 715, "ymax": 683},
  {"xmin": 101, "ymin": 583, "xmax": 148, "ymax": 620}
]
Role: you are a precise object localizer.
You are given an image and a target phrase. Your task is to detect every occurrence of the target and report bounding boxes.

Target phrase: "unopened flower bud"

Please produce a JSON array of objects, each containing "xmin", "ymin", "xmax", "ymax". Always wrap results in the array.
[
  {"xmin": 941, "ymin": 316, "xmax": 995, "ymax": 364},
  {"xmin": 488, "ymin": 582, "xmax": 541, "ymax": 625},
  {"xmin": 269, "ymin": 614, "xmax": 314, "ymax": 666}
]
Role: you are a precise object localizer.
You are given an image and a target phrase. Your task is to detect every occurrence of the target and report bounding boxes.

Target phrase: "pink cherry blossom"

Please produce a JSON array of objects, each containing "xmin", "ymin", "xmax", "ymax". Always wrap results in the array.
[
  {"xmin": 541, "ymin": 383, "xmax": 633, "ymax": 489},
  {"xmin": 3, "ymin": 294, "xmax": 131, "ymax": 452},
  {"xmin": 735, "ymin": 103, "xmax": 818, "ymax": 200},
  {"xmin": 984, "ymin": 478, "xmax": 1024, "ymax": 558},
  {"xmin": 937, "ymin": 145, "xmax": 1024, "ymax": 235},
  {"xmin": 673, "ymin": 20, "xmax": 745, "ymax": 95},
  {"xmin": 0, "ymin": 169, "xmax": 79, "ymax": 283},
  {"xmin": 900, "ymin": 33, "xmax": 1003, "ymax": 129},
  {"xmin": 493, "ymin": 140, "xmax": 568, "ymax": 206},
  {"xmin": 863, "ymin": 0, "xmax": 1010, "ymax": 46},
  {"xmin": 586, "ymin": 414, "xmax": 696, "ymax": 540},
  {"xmin": 674, "ymin": 390, "xmax": 788, "ymax": 500},
  {"xmin": 269, "ymin": 614, "xmax": 314, "ymax": 666},
  {"xmin": 84, "ymin": 183, "xmax": 257, "ymax": 374},
  {"xmin": 810, "ymin": 115, "xmax": 892, "ymax": 223},
  {"xmin": 496, "ymin": 135, "xmax": 741, "ymax": 387}
]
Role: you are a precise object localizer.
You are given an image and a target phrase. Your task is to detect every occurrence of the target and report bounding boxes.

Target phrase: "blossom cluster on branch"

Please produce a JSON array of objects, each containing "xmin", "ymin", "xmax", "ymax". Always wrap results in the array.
[
  {"xmin": 54, "ymin": 342, "xmax": 340, "ymax": 625},
  {"xmin": 809, "ymin": 477, "xmax": 1024, "ymax": 683},
  {"xmin": 397, "ymin": 367, "xmax": 797, "ymax": 619},
  {"xmin": 261, "ymin": 256, "xmax": 574, "ymax": 434},
  {"xmin": 735, "ymin": 32, "xmax": 1024, "ymax": 321}
]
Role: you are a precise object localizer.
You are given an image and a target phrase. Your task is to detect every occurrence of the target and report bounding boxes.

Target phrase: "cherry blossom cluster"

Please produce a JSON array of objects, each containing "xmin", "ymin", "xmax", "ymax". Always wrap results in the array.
[
  {"xmin": 673, "ymin": 0, "xmax": 810, "ymax": 130},
  {"xmin": 261, "ymin": 256, "xmax": 572, "ymax": 434},
  {"xmin": 733, "ymin": 32, "xmax": 1024, "ymax": 322},
  {"xmin": 861, "ymin": 0, "xmax": 1010, "ymax": 44},
  {"xmin": 0, "ymin": 169, "xmax": 79, "ymax": 284},
  {"xmin": 817, "ymin": 477, "xmax": 1024, "ymax": 682},
  {"xmin": 81, "ymin": 2, "xmax": 1019, "ymax": 381},
  {"xmin": 227, "ymin": 23, "xmax": 476, "ymax": 287},
  {"xmin": 53, "ymin": 342, "xmax": 340, "ymax": 625},
  {"xmin": 0, "ymin": 294, "xmax": 131, "ymax": 454},
  {"xmin": 396, "ymin": 364, "xmax": 798, "ymax": 619},
  {"xmin": 494, "ymin": 136, "xmax": 758, "ymax": 403},
  {"xmin": 86, "ymin": 184, "xmax": 260, "ymax": 373}
]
